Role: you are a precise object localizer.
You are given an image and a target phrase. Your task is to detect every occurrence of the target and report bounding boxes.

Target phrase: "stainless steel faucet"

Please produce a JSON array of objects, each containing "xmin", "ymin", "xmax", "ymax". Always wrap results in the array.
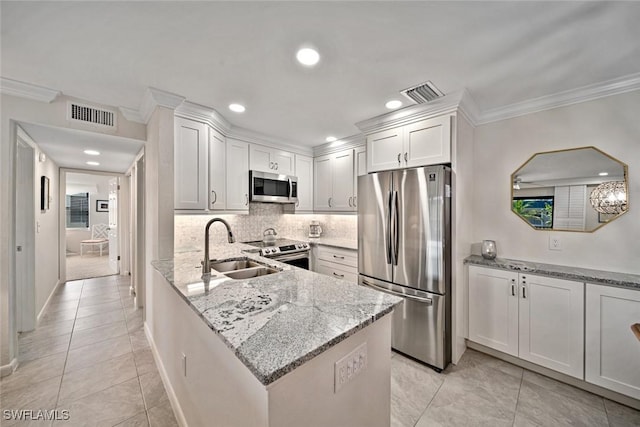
[{"xmin": 203, "ymin": 218, "xmax": 235, "ymax": 275}]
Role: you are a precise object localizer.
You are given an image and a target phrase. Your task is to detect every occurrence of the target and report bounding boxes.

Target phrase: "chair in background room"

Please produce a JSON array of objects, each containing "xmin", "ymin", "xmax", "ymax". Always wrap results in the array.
[{"xmin": 80, "ymin": 223, "xmax": 109, "ymax": 256}]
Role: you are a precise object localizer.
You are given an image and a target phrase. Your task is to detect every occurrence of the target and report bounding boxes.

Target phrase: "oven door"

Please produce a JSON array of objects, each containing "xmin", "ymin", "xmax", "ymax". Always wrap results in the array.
[
  {"xmin": 250, "ymin": 170, "xmax": 298, "ymax": 203},
  {"xmin": 273, "ymin": 251, "xmax": 309, "ymax": 270}
]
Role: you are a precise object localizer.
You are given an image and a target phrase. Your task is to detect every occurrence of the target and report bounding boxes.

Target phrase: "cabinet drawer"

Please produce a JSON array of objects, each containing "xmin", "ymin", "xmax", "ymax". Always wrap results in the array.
[
  {"xmin": 317, "ymin": 260, "xmax": 358, "ymax": 283},
  {"xmin": 317, "ymin": 246, "xmax": 357, "ymax": 268}
]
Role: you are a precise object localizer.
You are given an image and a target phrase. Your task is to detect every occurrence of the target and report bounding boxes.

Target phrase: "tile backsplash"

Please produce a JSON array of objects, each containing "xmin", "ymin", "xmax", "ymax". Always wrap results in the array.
[{"xmin": 175, "ymin": 203, "xmax": 357, "ymax": 250}]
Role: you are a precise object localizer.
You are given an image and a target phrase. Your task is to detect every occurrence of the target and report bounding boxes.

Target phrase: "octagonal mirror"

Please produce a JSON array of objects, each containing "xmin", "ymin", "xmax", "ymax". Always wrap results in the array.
[{"xmin": 511, "ymin": 146, "xmax": 628, "ymax": 232}]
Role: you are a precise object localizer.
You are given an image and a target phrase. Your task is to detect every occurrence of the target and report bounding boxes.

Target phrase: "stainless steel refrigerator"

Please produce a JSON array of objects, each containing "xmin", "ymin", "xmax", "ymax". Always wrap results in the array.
[{"xmin": 358, "ymin": 165, "xmax": 451, "ymax": 371}]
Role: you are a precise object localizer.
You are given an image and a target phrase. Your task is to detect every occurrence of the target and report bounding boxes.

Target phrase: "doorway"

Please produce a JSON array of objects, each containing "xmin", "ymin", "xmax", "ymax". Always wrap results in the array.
[
  {"xmin": 64, "ymin": 172, "xmax": 120, "ymax": 281},
  {"xmin": 15, "ymin": 133, "xmax": 36, "ymax": 333}
]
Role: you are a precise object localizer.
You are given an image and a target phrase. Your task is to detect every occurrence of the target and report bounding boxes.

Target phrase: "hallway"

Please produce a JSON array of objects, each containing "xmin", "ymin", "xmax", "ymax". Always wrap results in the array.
[{"xmin": 0, "ymin": 275, "xmax": 178, "ymax": 426}]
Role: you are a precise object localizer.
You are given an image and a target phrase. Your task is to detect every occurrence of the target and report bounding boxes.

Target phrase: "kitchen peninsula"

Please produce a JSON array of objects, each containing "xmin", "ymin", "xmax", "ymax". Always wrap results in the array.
[{"xmin": 151, "ymin": 243, "xmax": 401, "ymax": 427}]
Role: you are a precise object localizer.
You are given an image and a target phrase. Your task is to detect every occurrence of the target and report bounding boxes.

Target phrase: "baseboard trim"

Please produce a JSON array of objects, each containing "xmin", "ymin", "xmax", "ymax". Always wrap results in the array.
[
  {"xmin": 467, "ymin": 341, "xmax": 640, "ymax": 411},
  {"xmin": 144, "ymin": 322, "xmax": 188, "ymax": 427},
  {"xmin": 37, "ymin": 279, "xmax": 62, "ymax": 323},
  {"xmin": 0, "ymin": 358, "xmax": 19, "ymax": 378}
]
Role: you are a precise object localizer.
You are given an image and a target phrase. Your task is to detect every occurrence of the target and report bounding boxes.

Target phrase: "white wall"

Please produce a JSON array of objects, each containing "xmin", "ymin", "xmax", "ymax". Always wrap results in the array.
[
  {"xmin": 34, "ymin": 154, "xmax": 60, "ymax": 316},
  {"xmin": 472, "ymin": 90, "xmax": 640, "ymax": 274}
]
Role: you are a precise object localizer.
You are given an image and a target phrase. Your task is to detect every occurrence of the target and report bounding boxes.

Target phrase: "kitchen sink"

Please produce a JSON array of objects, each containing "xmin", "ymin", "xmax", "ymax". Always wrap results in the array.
[
  {"xmin": 210, "ymin": 259, "xmax": 265, "ymax": 272},
  {"xmin": 206, "ymin": 257, "xmax": 280, "ymax": 279},
  {"xmin": 224, "ymin": 266, "xmax": 279, "ymax": 280}
]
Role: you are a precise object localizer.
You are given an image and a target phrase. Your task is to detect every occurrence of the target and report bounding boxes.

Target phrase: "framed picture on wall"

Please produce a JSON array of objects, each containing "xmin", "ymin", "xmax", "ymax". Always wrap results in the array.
[
  {"xmin": 96, "ymin": 200, "xmax": 109, "ymax": 212},
  {"xmin": 40, "ymin": 176, "xmax": 50, "ymax": 211}
]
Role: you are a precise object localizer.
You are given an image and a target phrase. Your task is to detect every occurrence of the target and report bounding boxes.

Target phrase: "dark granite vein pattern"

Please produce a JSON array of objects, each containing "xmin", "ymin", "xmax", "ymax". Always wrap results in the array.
[
  {"xmin": 152, "ymin": 243, "xmax": 401, "ymax": 386},
  {"xmin": 464, "ymin": 255, "xmax": 640, "ymax": 290}
]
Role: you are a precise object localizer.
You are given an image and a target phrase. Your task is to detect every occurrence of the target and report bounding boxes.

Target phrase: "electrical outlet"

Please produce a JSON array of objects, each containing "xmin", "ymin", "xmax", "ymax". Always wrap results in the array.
[
  {"xmin": 549, "ymin": 235, "xmax": 562, "ymax": 251},
  {"xmin": 334, "ymin": 342, "xmax": 367, "ymax": 393}
]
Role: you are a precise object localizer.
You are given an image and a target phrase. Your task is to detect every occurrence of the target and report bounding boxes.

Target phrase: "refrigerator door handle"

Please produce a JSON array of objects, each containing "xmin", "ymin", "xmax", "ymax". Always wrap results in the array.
[
  {"xmin": 393, "ymin": 190, "xmax": 400, "ymax": 265},
  {"xmin": 386, "ymin": 191, "xmax": 393, "ymax": 264},
  {"xmin": 362, "ymin": 279, "xmax": 433, "ymax": 305}
]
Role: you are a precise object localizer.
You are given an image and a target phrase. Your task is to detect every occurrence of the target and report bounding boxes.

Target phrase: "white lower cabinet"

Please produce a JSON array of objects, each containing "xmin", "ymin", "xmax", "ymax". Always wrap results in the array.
[
  {"xmin": 585, "ymin": 284, "xmax": 640, "ymax": 399},
  {"xmin": 313, "ymin": 246, "xmax": 358, "ymax": 283},
  {"xmin": 468, "ymin": 266, "xmax": 584, "ymax": 378}
]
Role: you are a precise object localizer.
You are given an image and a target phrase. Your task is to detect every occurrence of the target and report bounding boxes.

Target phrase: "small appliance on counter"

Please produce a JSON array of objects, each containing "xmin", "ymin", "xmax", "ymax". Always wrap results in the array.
[
  {"xmin": 309, "ymin": 220, "xmax": 323, "ymax": 238},
  {"xmin": 263, "ymin": 228, "xmax": 277, "ymax": 246}
]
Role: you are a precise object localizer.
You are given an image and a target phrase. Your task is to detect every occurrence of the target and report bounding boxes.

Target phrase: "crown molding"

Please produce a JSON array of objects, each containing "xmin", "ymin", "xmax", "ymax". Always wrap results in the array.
[
  {"xmin": 138, "ymin": 87, "xmax": 186, "ymax": 123},
  {"xmin": 227, "ymin": 126, "xmax": 313, "ymax": 156},
  {"xmin": 477, "ymin": 72, "xmax": 640, "ymax": 125},
  {"xmin": 313, "ymin": 133, "xmax": 365, "ymax": 157},
  {"xmin": 118, "ymin": 106, "xmax": 145, "ymax": 124},
  {"xmin": 355, "ymin": 89, "xmax": 479, "ymax": 134},
  {"xmin": 174, "ymin": 101, "xmax": 232, "ymax": 134},
  {"xmin": 0, "ymin": 77, "xmax": 60, "ymax": 103}
]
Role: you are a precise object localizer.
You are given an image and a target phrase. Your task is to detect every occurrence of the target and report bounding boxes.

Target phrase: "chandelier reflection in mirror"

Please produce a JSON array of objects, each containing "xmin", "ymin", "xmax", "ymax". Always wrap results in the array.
[{"xmin": 589, "ymin": 181, "xmax": 627, "ymax": 214}]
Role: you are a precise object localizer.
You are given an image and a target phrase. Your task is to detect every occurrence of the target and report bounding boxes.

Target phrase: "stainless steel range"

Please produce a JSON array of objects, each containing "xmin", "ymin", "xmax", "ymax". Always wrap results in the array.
[{"xmin": 243, "ymin": 238, "xmax": 310, "ymax": 270}]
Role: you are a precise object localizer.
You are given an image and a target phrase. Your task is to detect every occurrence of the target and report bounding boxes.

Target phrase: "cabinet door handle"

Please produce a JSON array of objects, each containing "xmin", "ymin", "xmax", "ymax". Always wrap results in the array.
[
  {"xmin": 245, "ymin": 194, "xmax": 249, "ymax": 206},
  {"xmin": 404, "ymin": 152, "xmax": 408, "ymax": 163},
  {"xmin": 348, "ymin": 196, "xmax": 353, "ymax": 207},
  {"xmin": 211, "ymin": 190, "xmax": 217, "ymax": 205},
  {"xmin": 275, "ymin": 162, "xmax": 278, "ymax": 170},
  {"xmin": 353, "ymin": 196, "xmax": 357, "ymax": 207},
  {"xmin": 296, "ymin": 200, "xmax": 299, "ymax": 207},
  {"xmin": 333, "ymin": 255, "xmax": 345, "ymax": 259},
  {"xmin": 522, "ymin": 284, "xmax": 527, "ymax": 299},
  {"xmin": 511, "ymin": 279, "xmax": 516, "ymax": 296},
  {"xmin": 397, "ymin": 153, "xmax": 401, "ymax": 165},
  {"xmin": 332, "ymin": 272, "xmax": 345, "ymax": 278},
  {"xmin": 269, "ymin": 162, "xmax": 274, "ymax": 169},
  {"xmin": 328, "ymin": 197, "xmax": 332, "ymax": 207}
]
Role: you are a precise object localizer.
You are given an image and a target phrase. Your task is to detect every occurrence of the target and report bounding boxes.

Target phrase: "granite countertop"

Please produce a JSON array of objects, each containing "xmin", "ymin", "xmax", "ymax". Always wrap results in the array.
[
  {"xmin": 464, "ymin": 255, "xmax": 640, "ymax": 291},
  {"xmin": 152, "ymin": 243, "xmax": 401, "ymax": 386},
  {"xmin": 308, "ymin": 237, "xmax": 358, "ymax": 251}
]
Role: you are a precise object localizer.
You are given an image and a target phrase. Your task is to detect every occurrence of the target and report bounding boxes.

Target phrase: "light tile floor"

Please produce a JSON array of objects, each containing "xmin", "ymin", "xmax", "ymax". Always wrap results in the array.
[
  {"xmin": 0, "ymin": 275, "xmax": 178, "ymax": 427},
  {"xmin": 391, "ymin": 350, "xmax": 640, "ymax": 427},
  {"xmin": 4, "ymin": 275, "xmax": 639, "ymax": 426}
]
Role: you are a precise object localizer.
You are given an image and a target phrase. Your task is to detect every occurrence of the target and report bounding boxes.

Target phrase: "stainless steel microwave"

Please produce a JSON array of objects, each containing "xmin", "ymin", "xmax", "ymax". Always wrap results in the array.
[{"xmin": 249, "ymin": 170, "xmax": 298, "ymax": 204}]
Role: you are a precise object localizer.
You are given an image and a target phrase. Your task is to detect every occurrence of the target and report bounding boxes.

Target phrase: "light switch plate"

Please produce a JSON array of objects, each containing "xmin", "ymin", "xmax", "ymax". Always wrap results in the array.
[{"xmin": 549, "ymin": 235, "xmax": 562, "ymax": 251}]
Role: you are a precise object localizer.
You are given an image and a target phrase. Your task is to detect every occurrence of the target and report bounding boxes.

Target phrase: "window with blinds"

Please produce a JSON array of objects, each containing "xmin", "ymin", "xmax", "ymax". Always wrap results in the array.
[{"xmin": 66, "ymin": 192, "xmax": 89, "ymax": 228}]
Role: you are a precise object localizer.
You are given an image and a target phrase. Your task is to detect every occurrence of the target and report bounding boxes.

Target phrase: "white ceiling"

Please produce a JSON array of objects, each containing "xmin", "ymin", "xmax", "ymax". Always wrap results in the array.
[
  {"xmin": 2, "ymin": 2, "xmax": 640, "ymax": 148},
  {"xmin": 19, "ymin": 122, "xmax": 143, "ymax": 173}
]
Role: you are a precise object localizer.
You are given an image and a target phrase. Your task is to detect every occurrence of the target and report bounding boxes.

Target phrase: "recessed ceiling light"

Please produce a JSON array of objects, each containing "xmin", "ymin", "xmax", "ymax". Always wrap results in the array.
[
  {"xmin": 229, "ymin": 103, "xmax": 246, "ymax": 113},
  {"xmin": 84, "ymin": 150, "xmax": 100, "ymax": 156},
  {"xmin": 385, "ymin": 100, "xmax": 403, "ymax": 110},
  {"xmin": 598, "ymin": 172, "xmax": 609, "ymax": 176},
  {"xmin": 325, "ymin": 136, "xmax": 337, "ymax": 143},
  {"xmin": 86, "ymin": 161, "xmax": 100, "ymax": 166},
  {"xmin": 296, "ymin": 48, "xmax": 320, "ymax": 66}
]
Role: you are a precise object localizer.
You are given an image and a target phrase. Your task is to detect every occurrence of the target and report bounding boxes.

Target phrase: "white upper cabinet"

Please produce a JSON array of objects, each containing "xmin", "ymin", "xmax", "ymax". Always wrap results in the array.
[
  {"xmin": 314, "ymin": 155, "xmax": 332, "ymax": 211},
  {"xmin": 585, "ymin": 284, "xmax": 640, "ymax": 399},
  {"xmin": 294, "ymin": 154, "xmax": 313, "ymax": 212},
  {"xmin": 313, "ymin": 148, "xmax": 356, "ymax": 212},
  {"xmin": 208, "ymin": 127, "xmax": 226, "ymax": 211},
  {"xmin": 250, "ymin": 144, "xmax": 294, "ymax": 175},
  {"xmin": 175, "ymin": 117, "xmax": 208, "ymax": 210},
  {"xmin": 468, "ymin": 265, "xmax": 585, "ymax": 379},
  {"xmin": 226, "ymin": 139, "xmax": 250, "ymax": 212},
  {"xmin": 367, "ymin": 115, "xmax": 451, "ymax": 172}
]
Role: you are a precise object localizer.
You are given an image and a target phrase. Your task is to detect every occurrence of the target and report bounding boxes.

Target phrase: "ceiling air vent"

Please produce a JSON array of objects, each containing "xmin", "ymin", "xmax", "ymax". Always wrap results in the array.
[
  {"xmin": 67, "ymin": 102, "xmax": 116, "ymax": 128},
  {"xmin": 401, "ymin": 81, "xmax": 444, "ymax": 104}
]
